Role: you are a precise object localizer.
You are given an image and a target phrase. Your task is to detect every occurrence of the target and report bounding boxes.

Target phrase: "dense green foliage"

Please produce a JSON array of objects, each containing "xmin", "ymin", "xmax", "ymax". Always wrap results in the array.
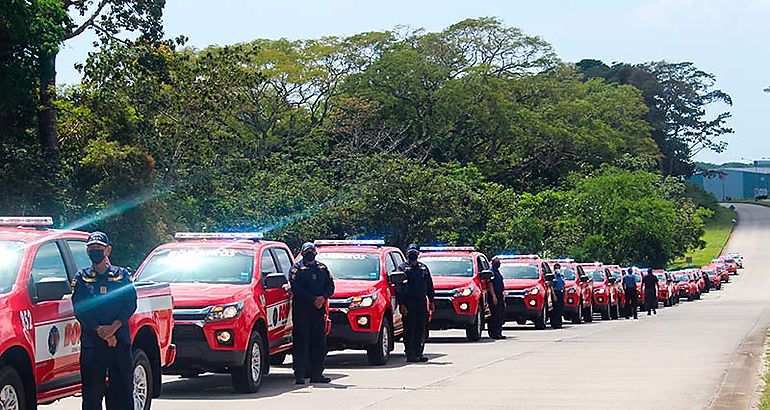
[{"xmin": 0, "ymin": 10, "xmax": 727, "ymax": 268}]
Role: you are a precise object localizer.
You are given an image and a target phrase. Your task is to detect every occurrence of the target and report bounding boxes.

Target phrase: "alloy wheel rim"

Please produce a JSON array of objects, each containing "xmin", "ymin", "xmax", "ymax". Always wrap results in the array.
[
  {"xmin": 250, "ymin": 341, "xmax": 262, "ymax": 382},
  {"xmin": 133, "ymin": 364, "xmax": 147, "ymax": 410},
  {"xmin": 382, "ymin": 324, "xmax": 389, "ymax": 356},
  {"xmin": 0, "ymin": 385, "xmax": 19, "ymax": 410}
]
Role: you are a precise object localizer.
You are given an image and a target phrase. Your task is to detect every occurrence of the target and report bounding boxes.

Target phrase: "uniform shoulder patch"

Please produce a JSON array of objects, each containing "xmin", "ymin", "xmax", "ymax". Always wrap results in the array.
[
  {"xmin": 290, "ymin": 268, "xmax": 298, "ymax": 274},
  {"xmin": 317, "ymin": 262, "xmax": 327, "ymax": 269}
]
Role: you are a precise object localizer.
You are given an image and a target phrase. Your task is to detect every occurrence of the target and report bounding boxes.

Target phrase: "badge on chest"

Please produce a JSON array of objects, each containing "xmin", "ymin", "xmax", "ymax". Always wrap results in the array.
[{"xmin": 99, "ymin": 286, "xmax": 107, "ymax": 294}]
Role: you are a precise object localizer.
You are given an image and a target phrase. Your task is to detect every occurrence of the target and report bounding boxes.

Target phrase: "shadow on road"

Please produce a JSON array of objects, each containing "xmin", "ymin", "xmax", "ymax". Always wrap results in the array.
[{"xmin": 159, "ymin": 372, "xmax": 352, "ymax": 400}]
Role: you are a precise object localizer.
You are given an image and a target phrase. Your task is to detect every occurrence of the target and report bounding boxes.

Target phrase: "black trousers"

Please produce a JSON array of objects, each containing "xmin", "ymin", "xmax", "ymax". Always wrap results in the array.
[
  {"xmin": 645, "ymin": 292, "xmax": 658, "ymax": 313},
  {"xmin": 292, "ymin": 308, "xmax": 327, "ymax": 378},
  {"xmin": 624, "ymin": 287, "xmax": 638, "ymax": 318},
  {"xmin": 551, "ymin": 290, "xmax": 564, "ymax": 329},
  {"xmin": 487, "ymin": 292, "xmax": 505, "ymax": 337},
  {"xmin": 403, "ymin": 304, "xmax": 428, "ymax": 360},
  {"xmin": 80, "ymin": 343, "xmax": 133, "ymax": 410}
]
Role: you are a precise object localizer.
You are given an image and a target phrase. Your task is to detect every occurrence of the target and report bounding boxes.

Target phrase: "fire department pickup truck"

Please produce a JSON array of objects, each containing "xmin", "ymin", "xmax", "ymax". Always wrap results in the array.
[
  {"xmin": 496, "ymin": 255, "xmax": 553, "ymax": 330},
  {"xmin": 546, "ymin": 259, "xmax": 593, "ymax": 324},
  {"xmin": 316, "ymin": 240, "xmax": 405, "ymax": 365},
  {"xmin": 0, "ymin": 217, "xmax": 174, "ymax": 410},
  {"xmin": 135, "ymin": 232, "xmax": 294, "ymax": 393},
  {"xmin": 419, "ymin": 247, "xmax": 493, "ymax": 341},
  {"xmin": 582, "ymin": 263, "xmax": 620, "ymax": 320}
]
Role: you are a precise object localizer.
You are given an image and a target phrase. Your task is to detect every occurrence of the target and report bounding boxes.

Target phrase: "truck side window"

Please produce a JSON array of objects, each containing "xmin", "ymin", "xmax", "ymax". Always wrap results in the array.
[
  {"xmin": 31, "ymin": 242, "xmax": 69, "ymax": 289},
  {"xmin": 272, "ymin": 248, "xmax": 293, "ymax": 278},
  {"xmin": 385, "ymin": 253, "xmax": 396, "ymax": 273},
  {"xmin": 260, "ymin": 249, "xmax": 278, "ymax": 278},
  {"xmin": 391, "ymin": 252, "xmax": 405, "ymax": 267},
  {"xmin": 66, "ymin": 240, "xmax": 91, "ymax": 272}
]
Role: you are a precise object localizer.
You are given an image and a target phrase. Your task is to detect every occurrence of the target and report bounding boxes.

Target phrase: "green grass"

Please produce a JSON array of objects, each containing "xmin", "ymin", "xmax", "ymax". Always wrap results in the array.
[
  {"xmin": 668, "ymin": 206, "xmax": 738, "ymax": 269},
  {"xmin": 759, "ymin": 334, "xmax": 770, "ymax": 410}
]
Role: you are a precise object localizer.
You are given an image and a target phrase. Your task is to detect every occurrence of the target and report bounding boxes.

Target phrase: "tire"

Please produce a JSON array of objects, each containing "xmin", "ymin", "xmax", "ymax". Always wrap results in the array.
[
  {"xmin": 0, "ymin": 365, "xmax": 26, "ymax": 410},
  {"xmin": 583, "ymin": 304, "xmax": 594, "ymax": 323},
  {"xmin": 231, "ymin": 330, "xmax": 266, "ymax": 393},
  {"xmin": 367, "ymin": 318, "xmax": 393, "ymax": 365},
  {"xmin": 534, "ymin": 305, "xmax": 547, "ymax": 330},
  {"xmin": 572, "ymin": 302, "xmax": 583, "ymax": 324},
  {"xmin": 600, "ymin": 305, "xmax": 610, "ymax": 320},
  {"xmin": 465, "ymin": 308, "xmax": 483, "ymax": 341},
  {"xmin": 132, "ymin": 348, "xmax": 153, "ymax": 410},
  {"xmin": 269, "ymin": 352, "xmax": 287, "ymax": 366}
]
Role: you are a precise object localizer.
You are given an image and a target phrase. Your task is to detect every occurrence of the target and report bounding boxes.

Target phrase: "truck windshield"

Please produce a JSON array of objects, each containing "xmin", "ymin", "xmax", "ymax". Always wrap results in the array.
[
  {"xmin": 420, "ymin": 256, "xmax": 474, "ymax": 277},
  {"xmin": 139, "ymin": 248, "xmax": 255, "ymax": 284},
  {"xmin": 674, "ymin": 275, "xmax": 688, "ymax": 282},
  {"xmin": 656, "ymin": 274, "xmax": 666, "ymax": 281},
  {"xmin": 560, "ymin": 268, "xmax": 576, "ymax": 280},
  {"xmin": 315, "ymin": 252, "xmax": 381, "ymax": 281},
  {"xmin": 499, "ymin": 264, "xmax": 539, "ymax": 279},
  {"xmin": 0, "ymin": 241, "xmax": 24, "ymax": 294},
  {"xmin": 585, "ymin": 270, "xmax": 605, "ymax": 282}
]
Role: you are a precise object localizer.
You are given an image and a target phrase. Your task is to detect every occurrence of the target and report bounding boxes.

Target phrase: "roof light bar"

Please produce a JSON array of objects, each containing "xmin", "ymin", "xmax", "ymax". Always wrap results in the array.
[
  {"xmin": 314, "ymin": 239, "xmax": 385, "ymax": 247},
  {"xmin": 420, "ymin": 246, "xmax": 475, "ymax": 252},
  {"xmin": 551, "ymin": 258, "xmax": 575, "ymax": 263},
  {"xmin": 496, "ymin": 254, "xmax": 539, "ymax": 260},
  {"xmin": 174, "ymin": 232, "xmax": 264, "ymax": 241},
  {"xmin": 0, "ymin": 217, "xmax": 54, "ymax": 227}
]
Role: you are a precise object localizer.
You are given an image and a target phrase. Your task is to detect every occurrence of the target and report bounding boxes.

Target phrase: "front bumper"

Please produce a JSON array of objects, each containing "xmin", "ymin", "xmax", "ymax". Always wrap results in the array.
[
  {"xmin": 328, "ymin": 310, "xmax": 379, "ymax": 349},
  {"xmin": 165, "ymin": 324, "xmax": 246, "ymax": 373},
  {"xmin": 429, "ymin": 297, "xmax": 476, "ymax": 329},
  {"xmin": 504, "ymin": 297, "xmax": 541, "ymax": 321}
]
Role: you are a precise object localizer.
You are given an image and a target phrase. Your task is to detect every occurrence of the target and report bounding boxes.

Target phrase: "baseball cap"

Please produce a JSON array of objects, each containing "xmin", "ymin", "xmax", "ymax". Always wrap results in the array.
[
  {"xmin": 406, "ymin": 243, "xmax": 420, "ymax": 255},
  {"xmin": 301, "ymin": 242, "xmax": 317, "ymax": 253},
  {"xmin": 86, "ymin": 231, "xmax": 110, "ymax": 246}
]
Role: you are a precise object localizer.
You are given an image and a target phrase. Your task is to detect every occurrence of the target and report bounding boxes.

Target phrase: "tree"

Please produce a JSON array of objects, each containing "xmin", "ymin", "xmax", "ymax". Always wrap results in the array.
[{"xmin": 577, "ymin": 60, "xmax": 733, "ymax": 177}]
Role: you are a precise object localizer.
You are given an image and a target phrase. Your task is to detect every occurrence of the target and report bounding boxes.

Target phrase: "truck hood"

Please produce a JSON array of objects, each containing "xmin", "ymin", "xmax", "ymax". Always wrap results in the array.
[
  {"xmin": 332, "ymin": 279, "xmax": 381, "ymax": 298},
  {"xmin": 503, "ymin": 278, "xmax": 540, "ymax": 290},
  {"xmin": 169, "ymin": 283, "xmax": 253, "ymax": 308},
  {"xmin": 431, "ymin": 276, "xmax": 475, "ymax": 290}
]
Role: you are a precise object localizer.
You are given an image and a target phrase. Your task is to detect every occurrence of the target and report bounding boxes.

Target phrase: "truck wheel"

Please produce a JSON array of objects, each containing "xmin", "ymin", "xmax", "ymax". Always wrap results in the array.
[
  {"xmin": 583, "ymin": 304, "xmax": 594, "ymax": 323},
  {"xmin": 133, "ymin": 349, "xmax": 153, "ymax": 410},
  {"xmin": 231, "ymin": 330, "xmax": 265, "ymax": 393},
  {"xmin": 465, "ymin": 308, "xmax": 483, "ymax": 341},
  {"xmin": 534, "ymin": 305, "xmax": 547, "ymax": 330},
  {"xmin": 269, "ymin": 352, "xmax": 287, "ymax": 366},
  {"xmin": 0, "ymin": 366, "xmax": 25, "ymax": 410},
  {"xmin": 600, "ymin": 306, "xmax": 610, "ymax": 320},
  {"xmin": 367, "ymin": 318, "xmax": 393, "ymax": 365},
  {"xmin": 572, "ymin": 303, "xmax": 583, "ymax": 324}
]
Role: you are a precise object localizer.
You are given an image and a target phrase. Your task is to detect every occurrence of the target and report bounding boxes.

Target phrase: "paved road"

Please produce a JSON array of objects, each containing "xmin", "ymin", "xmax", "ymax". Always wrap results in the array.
[{"xmin": 51, "ymin": 203, "xmax": 770, "ymax": 409}]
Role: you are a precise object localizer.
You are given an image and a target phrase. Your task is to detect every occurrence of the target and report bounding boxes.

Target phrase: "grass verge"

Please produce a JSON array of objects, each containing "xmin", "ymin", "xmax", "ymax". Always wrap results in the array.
[
  {"xmin": 668, "ymin": 206, "xmax": 737, "ymax": 269},
  {"xmin": 758, "ymin": 333, "xmax": 770, "ymax": 410}
]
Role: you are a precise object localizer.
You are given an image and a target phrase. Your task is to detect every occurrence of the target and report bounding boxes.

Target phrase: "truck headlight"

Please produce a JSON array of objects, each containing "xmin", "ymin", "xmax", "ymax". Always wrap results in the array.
[
  {"xmin": 455, "ymin": 285, "xmax": 475, "ymax": 297},
  {"xmin": 567, "ymin": 288, "xmax": 577, "ymax": 294},
  {"xmin": 528, "ymin": 287, "xmax": 539, "ymax": 296},
  {"xmin": 595, "ymin": 288, "xmax": 605, "ymax": 294},
  {"xmin": 350, "ymin": 294, "xmax": 377, "ymax": 309},
  {"xmin": 206, "ymin": 301, "xmax": 244, "ymax": 322}
]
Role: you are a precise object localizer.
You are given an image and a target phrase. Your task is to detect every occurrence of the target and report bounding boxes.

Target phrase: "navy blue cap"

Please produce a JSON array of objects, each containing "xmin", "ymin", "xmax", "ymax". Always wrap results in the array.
[
  {"xmin": 406, "ymin": 243, "xmax": 420, "ymax": 255},
  {"xmin": 86, "ymin": 231, "xmax": 110, "ymax": 246},
  {"xmin": 301, "ymin": 242, "xmax": 317, "ymax": 253}
]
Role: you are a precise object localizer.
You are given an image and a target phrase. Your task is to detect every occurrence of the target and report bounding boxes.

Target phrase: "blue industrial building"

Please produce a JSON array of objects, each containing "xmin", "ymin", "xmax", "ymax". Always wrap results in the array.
[{"xmin": 689, "ymin": 160, "xmax": 770, "ymax": 200}]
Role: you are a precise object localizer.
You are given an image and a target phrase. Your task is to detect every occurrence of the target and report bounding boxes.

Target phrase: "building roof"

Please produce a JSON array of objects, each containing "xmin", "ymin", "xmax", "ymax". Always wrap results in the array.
[{"xmin": 722, "ymin": 167, "xmax": 770, "ymax": 174}]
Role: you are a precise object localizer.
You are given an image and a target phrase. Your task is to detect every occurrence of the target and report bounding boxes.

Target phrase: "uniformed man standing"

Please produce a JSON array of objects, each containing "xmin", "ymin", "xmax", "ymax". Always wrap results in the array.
[
  {"xmin": 290, "ymin": 242, "xmax": 335, "ymax": 385},
  {"xmin": 487, "ymin": 257, "xmax": 506, "ymax": 339},
  {"xmin": 623, "ymin": 269, "xmax": 638, "ymax": 320},
  {"xmin": 396, "ymin": 244, "xmax": 435, "ymax": 362},
  {"xmin": 72, "ymin": 232, "xmax": 137, "ymax": 410},
  {"xmin": 549, "ymin": 263, "xmax": 565, "ymax": 329}
]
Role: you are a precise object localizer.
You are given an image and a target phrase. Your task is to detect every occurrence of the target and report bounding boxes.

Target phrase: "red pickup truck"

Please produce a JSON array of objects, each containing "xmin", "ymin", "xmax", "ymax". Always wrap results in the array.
[
  {"xmin": 546, "ymin": 259, "xmax": 593, "ymax": 324},
  {"xmin": 314, "ymin": 240, "xmax": 405, "ymax": 365},
  {"xmin": 419, "ymin": 247, "xmax": 493, "ymax": 341},
  {"xmin": 0, "ymin": 217, "xmax": 174, "ymax": 410},
  {"xmin": 496, "ymin": 255, "xmax": 553, "ymax": 330},
  {"xmin": 582, "ymin": 263, "xmax": 620, "ymax": 320},
  {"xmin": 135, "ymin": 232, "xmax": 294, "ymax": 393}
]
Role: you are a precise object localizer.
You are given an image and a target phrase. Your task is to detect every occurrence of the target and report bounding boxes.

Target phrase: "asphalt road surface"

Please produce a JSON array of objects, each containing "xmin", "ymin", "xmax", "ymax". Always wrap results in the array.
[{"xmin": 51, "ymin": 203, "xmax": 770, "ymax": 410}]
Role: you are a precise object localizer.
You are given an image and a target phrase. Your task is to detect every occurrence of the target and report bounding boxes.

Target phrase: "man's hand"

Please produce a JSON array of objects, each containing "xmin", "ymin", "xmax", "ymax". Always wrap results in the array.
[
  {"xmin": 429, "ymin": 302, "xmax": 435, "ymax": 314},
  {"xmin": 106, "ymin": 335, "xmax": 117, "ymax": 348},
  {"xmin": 399, "ymin": 304, "xmax": 408, "ymax": 317},
  {"xmin": 313, "ymin": 296, "xmax": 326, "ymax": 310}
]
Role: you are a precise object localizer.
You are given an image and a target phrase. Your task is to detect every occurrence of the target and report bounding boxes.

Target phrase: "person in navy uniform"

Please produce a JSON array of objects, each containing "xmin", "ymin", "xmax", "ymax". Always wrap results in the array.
[
  {"xmin": 396, "ymin": 244, "xmax": 435, "ymax": 362},
  {"xmin": 71, "ymin": 231, "xmax": 137, "ymax": 410},
  {"xmin": 623, "ymin": 269, "xmax": 639, "ymax": 320},
  {"xmin": 487, "ymin": 257, "xmax": 506, "ymax": 339},
  {"xmin": 289, "ymin": 242, "xmax": 335, "ymax": 385},
  {"xmin": 549, "ymin": 263, "xmax": 566, "ymax": 329}
]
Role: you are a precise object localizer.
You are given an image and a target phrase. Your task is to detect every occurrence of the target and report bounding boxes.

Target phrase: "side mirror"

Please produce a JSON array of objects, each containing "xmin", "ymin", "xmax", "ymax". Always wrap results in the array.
[
  {"xmin": 35, "ymin": 277, "xmax": 71, "ymax": 302},
  {"xmin": 264, "ymin": 272, "xmax": 288, "ymax": 289},
  {"xmin": 544, "ymin": 273, "xmax": 555, "ymax": 281},
  {"xmin": 607, "ymin": 277, "xmax": 617, "ymax": 284},
  {"xmin": 580, "ymin": 275, "xmax": 590, "ymax": 283},
  {"xmin": 388, "ymin": 271, "xmax": 406, "ymax": 285},
  {"xmin": 479, "ymin": 270, "xmax": 493, "ymax": 281}
]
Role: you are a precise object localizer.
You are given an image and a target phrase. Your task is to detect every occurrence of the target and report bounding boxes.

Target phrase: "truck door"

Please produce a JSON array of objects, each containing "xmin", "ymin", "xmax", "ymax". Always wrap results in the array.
[
  {"xmin": 260, "ymin": 247, "xmax": 292, "ymax": 352},
  {"xmin": 387, "ymin": 252, "xmax": 404, "ymax": 333},
  {"xmin": 28, "ymin": 240, "xmax": 80, "ymax": 392}
]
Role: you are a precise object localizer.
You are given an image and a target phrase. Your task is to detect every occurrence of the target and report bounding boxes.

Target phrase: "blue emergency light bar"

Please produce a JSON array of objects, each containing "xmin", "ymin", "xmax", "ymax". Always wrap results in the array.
[
  {"xmin": 314, "ymin": 239, "xmax": 385, "ymax": 247},
  {"xmin": 174, "ymin": 232, "xmax": 264, "ymax": 241},
  {"xmin": 420, "ymin": 246, "xmax": 475, "ymax": 252},
  {"xmin": 496, "ymin": 254, "xmax": 539, "ymax": 260},
  {"xmin": 0, "ymin": 216, "xmax": 54, "ymax": 227}
]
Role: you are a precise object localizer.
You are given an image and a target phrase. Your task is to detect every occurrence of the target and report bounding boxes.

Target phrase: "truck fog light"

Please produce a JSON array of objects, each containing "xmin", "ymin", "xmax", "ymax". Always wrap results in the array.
[
  {"xmin": 567, "ymin": 298, "xmax": 574, "ymax": 304},
  {"xmin": 216, "ymin": 330, "xmax": 233, "ymax": 344},
  {"xmin": 528, "ymin": 299, "xmax": 537, "ymax": 307},
  {"xmin": 459, "ymin": 302, "xmax": 469, "ymax": 311},
  {"xmin": 356, "ymin": 315, "xmax": 370, "ymax": 327}
]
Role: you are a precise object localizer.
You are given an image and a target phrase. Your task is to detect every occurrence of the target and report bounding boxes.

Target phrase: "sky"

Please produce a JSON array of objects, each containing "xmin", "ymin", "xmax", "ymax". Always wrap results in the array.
[{"xmin": 57, "ymin": 0, "xmax": 770, "ymax": 163}]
